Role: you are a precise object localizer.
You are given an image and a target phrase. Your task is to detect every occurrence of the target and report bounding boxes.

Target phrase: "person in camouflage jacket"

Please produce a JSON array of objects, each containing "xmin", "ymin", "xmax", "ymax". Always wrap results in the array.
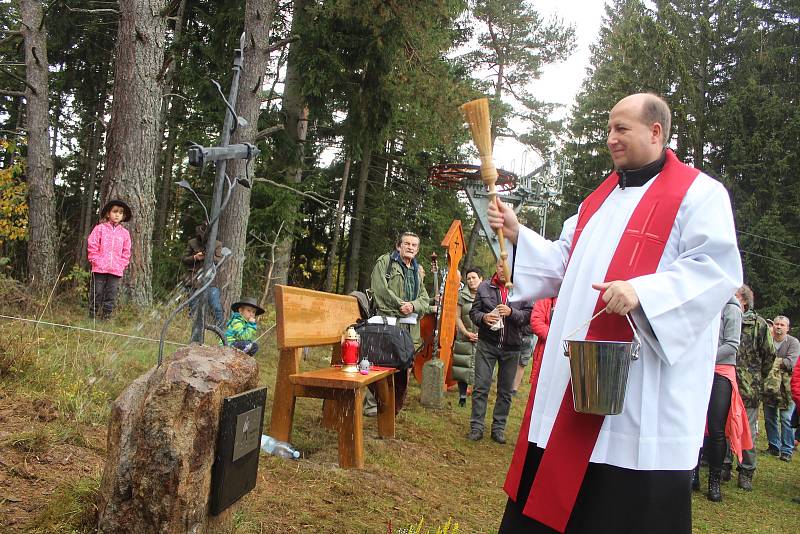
[{"xmin": 730, "ymin": 285, "xmax": 775, "ymax": 490}]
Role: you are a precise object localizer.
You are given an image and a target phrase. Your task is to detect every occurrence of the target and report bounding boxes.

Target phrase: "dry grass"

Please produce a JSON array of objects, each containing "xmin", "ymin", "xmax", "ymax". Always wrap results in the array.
[{"xmin": 0, "ymin": 290, "xmax": 798, "ymax": 533}]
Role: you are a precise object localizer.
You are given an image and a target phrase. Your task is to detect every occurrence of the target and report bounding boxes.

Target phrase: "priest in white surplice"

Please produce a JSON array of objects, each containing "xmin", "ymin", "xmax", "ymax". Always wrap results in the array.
[{"xmin": 493, "ymin": 93, "xmax": 743, "ymax": 534}]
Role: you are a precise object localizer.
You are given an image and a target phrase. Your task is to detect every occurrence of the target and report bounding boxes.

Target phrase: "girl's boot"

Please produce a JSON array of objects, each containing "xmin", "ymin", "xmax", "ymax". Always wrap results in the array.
[
  {"xmin": 691, "ymin": 465, "xmax": 700, "ymax": 492},
  {"xmin": 707, "ymin": 468, "xmax": 722, "ymax": 502}
]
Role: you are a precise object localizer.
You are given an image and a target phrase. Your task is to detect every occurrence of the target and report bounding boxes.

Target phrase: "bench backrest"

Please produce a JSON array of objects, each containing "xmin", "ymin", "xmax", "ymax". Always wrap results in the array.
[{"xmin": 275, "ymin": 285, "xmax": 361, "ymax": 350}]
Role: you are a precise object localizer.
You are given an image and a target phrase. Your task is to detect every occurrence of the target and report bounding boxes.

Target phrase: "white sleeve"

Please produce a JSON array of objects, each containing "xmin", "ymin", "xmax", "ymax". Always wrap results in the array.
[
  {"xmin": 628, "ymin": 178, "xmax": 743, "ymax": 365},
  {"xmin": 508, "ymin": 214, "xmax": 577, "ymax": 305}
]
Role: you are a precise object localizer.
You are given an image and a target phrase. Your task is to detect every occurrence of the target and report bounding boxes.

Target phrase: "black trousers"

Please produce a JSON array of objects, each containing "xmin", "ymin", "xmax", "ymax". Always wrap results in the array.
[
  {"xmin": 703, "ymin": 372, "xmax": 732, "ymax": 470},
  {"xmin": 89, "ymin": 272, "xmax": 121, "ymax": 318},
  {"xmin": 499, "ymin": 445, "xmax": 692, "ymax": 534}
]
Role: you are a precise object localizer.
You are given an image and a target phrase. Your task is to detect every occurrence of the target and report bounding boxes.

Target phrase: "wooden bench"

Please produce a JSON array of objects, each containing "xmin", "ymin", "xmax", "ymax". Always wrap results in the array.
[{"xmin": 269, "ymin": 284, "xmax": 396, "ymax": 469}]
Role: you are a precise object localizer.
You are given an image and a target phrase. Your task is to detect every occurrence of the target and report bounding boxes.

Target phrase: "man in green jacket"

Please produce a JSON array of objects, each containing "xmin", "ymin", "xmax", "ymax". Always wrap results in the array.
[
  {"xmin": 367, "ymin": 232, "xmax": 432, "ymax": 414},
  {"xmin": 730, "ymin": 285, "xmax": 775, "ymax": 490}
]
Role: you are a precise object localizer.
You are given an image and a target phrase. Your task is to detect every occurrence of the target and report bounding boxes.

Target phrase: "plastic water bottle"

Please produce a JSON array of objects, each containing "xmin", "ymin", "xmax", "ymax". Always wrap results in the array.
[{"xmin": 260, "ymin": 434, "xmax": 300, "ymax": 459}]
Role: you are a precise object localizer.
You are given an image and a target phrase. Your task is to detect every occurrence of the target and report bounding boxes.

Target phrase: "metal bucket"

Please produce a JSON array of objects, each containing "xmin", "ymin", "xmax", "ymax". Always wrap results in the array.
[{"xmin": 562, "ymin": 316, "xmax": 640, "ymax": 415}]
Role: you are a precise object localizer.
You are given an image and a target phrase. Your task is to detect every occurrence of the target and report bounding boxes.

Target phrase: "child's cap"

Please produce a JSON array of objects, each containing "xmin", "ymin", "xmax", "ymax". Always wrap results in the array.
[
  {"xmin": 231, "ymin": 297, "xmax": 265, "ymax": 316},
  {"xmin": 100, "ymin": 199, "xmax": 132, "ymax": 222}
]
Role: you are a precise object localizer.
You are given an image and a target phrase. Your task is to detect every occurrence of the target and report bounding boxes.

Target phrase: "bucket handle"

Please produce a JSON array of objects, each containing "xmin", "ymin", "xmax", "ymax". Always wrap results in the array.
[{"xmin": 562, "ymin": 307, "xmax": 641, "ymax": 360}]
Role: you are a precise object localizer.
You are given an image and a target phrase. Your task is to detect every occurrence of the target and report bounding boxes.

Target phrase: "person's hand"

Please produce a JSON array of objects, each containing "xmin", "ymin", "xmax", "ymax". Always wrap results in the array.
[
  {"xmin": 483, "ymin": 310, "xmax": 500, "ymax": 325},
  {"xmin": 194, "ymin": 251, "xmax": 205, "ymax": 261},
  {"xmin": 399, "ymin": 301, "xmax": 414, "ymax": 315},
  {"xmin": 487, "ymin": 198, "xmax": 520, "ymax": 245},
  {"xmin": 495, "ymin": 304, "xmax": 512, "ymax": 317},
  {"xmin": 592, "ymin": 281, "xmax": 639, "ymax": 315},
  {"xmin": 468, "ymin": 332, "xmax": 479, "ymax": 342},
  {"xmin": 430, "ymin": 305, "xmax": 439, "ymax": 314}
]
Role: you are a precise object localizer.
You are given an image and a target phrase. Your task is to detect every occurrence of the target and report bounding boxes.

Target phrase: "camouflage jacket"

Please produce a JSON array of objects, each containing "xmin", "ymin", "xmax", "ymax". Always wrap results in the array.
[
  {"xmin": 735, "ymin": 310, "xmax": 775, "ymax": 408},
  {"xmin": 763, "ymin": 333, "xmax": 800, "ymax": 409}
]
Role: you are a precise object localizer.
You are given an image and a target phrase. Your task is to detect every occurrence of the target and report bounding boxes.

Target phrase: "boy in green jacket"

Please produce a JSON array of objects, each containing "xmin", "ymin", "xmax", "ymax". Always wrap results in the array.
[{"xmin": 223, "ymin": 297, "xmax": 264, "ymax": 355}]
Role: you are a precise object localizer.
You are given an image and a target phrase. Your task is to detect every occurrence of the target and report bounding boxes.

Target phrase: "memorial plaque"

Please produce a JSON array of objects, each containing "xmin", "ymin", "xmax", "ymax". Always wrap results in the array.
[
  {"xmin": 232, "ymin": 406, "xmax": 261, "ymax": 462},
  {"xmin": 209, "ymin": 386, "xmax": 267, "ymax": 516}
]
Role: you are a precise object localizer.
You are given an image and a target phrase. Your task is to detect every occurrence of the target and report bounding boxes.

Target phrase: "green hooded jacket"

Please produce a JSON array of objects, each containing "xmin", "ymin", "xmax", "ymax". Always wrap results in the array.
[{"xmin": 370, "ymin": 251, "xmax": 431, "ymax": 346}]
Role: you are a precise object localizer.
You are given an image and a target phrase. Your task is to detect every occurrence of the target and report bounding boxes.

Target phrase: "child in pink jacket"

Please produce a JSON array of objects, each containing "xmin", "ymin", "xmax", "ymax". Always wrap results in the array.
[{"xmin": 86, "ymin": 200, "xmax": 132, "ymax": 319}]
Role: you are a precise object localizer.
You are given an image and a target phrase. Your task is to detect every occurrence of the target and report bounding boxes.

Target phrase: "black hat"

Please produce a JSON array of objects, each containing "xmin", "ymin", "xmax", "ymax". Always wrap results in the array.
[
  {"xmin": 231, "ymin": 297, "xmax": 265, "ymax": 316},
  {"xmin": 100, "ymin": 199, "xmax": 132, "ymax": 222}
]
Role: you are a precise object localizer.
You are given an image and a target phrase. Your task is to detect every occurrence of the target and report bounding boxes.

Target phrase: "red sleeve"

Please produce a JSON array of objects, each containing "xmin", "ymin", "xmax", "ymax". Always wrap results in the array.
[
  {"xmin": 530, "ymin": 299, "xmax": 552, "ymax": 340},
  {"xmin": 792, "ymin": 358, "xmax": 800, "ymax": 406}
]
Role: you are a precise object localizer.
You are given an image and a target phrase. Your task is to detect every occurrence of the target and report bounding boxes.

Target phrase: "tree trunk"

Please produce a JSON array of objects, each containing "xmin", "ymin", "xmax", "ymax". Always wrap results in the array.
[
  {"xmin": 153, "ymin": 98, "xmax": 182, "ymax": 248},
  {"xmin": 463, "ymin": 219, "xmax": 481, "ymax": 275},
  {"xmin": 323, "ymin": 156, "xmax": 350, "ymax": 292},
  {"xmin": 21, "ymin": 0, "xmax": 57, "ymax": 293},
  {"xmin": 217, "ymin": 0, "xmax": 276, "ymax": 312},
  {"xmin": 153, "ymin": 0, "xmax": 188, "ymax": 248},
  {"xmin": 100, "ymin": 0, "xmax": 168, "ymax": 307},
  {"xmin": 76, "ymin": 116, "xmax": 105, "ymax": 270},
  {"xmin": 271, "ymin": 0, "xmax": 310, "ymax": 291},
  {"xmin": 344, "ymin": 139, "xmax": 372, "ymax": 294}
]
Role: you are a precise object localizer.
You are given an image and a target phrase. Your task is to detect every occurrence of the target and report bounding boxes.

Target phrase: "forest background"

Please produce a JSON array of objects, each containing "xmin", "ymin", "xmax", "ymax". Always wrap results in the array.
[{"xmin": 1, "ymin": 0, "xmax": 798, "ymax": 321}]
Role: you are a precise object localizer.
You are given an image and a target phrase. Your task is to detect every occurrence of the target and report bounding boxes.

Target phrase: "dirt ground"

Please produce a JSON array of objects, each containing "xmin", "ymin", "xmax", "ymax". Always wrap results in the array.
[{"xmin": 0, "ymin": 393, "xmax": 106, "ymax": 532}]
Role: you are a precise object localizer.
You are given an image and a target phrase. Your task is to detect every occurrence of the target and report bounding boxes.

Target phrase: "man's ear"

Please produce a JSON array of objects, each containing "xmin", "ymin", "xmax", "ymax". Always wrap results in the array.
[{"xmin": 651, "ymin": 122, "xmax": 663, "ymax": 144}]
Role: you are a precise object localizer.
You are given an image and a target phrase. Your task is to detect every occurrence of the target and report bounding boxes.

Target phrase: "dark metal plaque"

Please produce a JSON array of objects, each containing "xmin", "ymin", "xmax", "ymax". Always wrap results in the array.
[
  {"xmin": 209, "ymin": 386, "xmax": 267, "ymax": 516},
  {"xmin": 232, "ymin": 406, "xmax": 261, "ymax": 462}
]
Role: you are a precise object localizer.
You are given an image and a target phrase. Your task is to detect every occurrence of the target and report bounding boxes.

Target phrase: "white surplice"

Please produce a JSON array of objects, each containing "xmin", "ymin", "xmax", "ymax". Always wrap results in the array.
[{"xmin": 509, "ymin": 172, "xmax": 743, "ymax": 471}]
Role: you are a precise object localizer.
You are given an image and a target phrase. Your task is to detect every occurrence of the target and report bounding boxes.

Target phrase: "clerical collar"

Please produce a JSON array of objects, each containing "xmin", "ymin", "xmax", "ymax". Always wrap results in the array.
[{"xmin": 617, "ymin": 150, "xmax": 666, "ymax": 189}]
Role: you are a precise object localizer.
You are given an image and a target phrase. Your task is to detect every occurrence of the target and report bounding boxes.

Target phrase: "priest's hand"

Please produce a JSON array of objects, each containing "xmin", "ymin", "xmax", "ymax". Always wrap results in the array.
[
  {"xmin": 592, "ymin": 281, "xmax": 640, "ymax": 315},
  {"xmin": 487, "ymin": 199, "xmax": 520, "ymax": 245}
]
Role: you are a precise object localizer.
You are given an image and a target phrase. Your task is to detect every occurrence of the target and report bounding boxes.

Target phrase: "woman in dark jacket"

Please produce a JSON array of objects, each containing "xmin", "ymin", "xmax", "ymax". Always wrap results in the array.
[{"xmin": 453, "ymin": 267, "xmax": 483, "ymax": 407}]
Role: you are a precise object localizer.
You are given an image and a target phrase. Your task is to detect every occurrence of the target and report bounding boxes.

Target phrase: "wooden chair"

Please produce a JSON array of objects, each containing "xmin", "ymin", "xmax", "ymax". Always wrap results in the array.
[{"xmin": 269, "ymin": 285, "xmax": 396, "ymax": 469}]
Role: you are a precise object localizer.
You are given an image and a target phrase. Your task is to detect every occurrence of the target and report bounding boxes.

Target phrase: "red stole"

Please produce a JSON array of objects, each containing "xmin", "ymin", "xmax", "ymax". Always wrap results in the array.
[{"xmin": 503, "ymin": 150, "xmax": 699, "ymax": 533}]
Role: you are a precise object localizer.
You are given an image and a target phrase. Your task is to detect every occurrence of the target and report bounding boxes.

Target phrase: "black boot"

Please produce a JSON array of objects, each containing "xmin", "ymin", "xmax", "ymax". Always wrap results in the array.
[
  {"xmin": 737, "ymin": 469, "xmax": 753, "ymax": 491},
  {"xmin": 707, "ymin": 468, "xmax": 722, "ymax": 502},
  {"xmin": 691, "ymin": 465, "xmax": 700, "ymax": 492}
]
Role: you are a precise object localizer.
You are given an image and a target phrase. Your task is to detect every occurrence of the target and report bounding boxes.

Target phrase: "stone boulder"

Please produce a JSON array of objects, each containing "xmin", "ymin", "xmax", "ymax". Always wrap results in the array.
[{"xmin": 97, "ymin": 345, "xmax": 259, "ymax": 534}]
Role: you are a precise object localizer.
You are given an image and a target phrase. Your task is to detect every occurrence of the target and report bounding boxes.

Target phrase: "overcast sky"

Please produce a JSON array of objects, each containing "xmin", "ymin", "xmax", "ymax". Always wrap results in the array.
[{"xmin": 492, "ymin": 1, "xmax": 608, "ymax": 177}]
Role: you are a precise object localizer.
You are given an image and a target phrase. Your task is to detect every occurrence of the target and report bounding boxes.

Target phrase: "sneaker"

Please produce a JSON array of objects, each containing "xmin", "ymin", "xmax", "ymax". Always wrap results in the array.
[
  {"xmin": 764, "ymin": 445, "xmax": 780, "ymax": 457},
  {"xmin": 467, "ymin": 428, "xmax": 483, "ymax": 441},
  {"xmin": 780, "ymin": 453, "xmax": 792, "ymax": 462},
  {"xmin": 491, "ymin": 430, "xmax": 506, "ymax": 444}
]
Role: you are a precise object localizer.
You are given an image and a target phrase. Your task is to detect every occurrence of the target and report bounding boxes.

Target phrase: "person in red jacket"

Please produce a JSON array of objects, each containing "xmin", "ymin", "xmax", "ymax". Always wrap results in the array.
[
  {"xmin": 793, "ymin": 357, "xmax": 800, "ymax": 504},
  {"xmin": 529, "ymin": 298, "xmax": 556, "ymax": 394}
]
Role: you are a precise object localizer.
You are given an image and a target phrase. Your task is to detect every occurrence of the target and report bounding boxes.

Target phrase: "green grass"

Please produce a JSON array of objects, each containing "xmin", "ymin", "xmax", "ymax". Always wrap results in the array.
[
  {"xmin": 0, "ymin": 281, "xmax": 797, "ymax": 533},
  {"xmin": 23, "ymin": 476, "xmax": 101, "ymax": 534}
]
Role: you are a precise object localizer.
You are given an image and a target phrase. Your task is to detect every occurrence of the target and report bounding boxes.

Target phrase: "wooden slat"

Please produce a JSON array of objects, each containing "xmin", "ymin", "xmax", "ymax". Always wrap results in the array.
[
  {"xmin": 275, "ymin": 285, "xmax": 361, "ymax": 349},
  {"xmin": 289, "ymin": 367, "xmax": 395, "ymax": 389},
  {"xmin": 269, "ymin": 347, "xmax": 302, "ymax": 441},
  {"xmin": 338, "ymin": 389, "xmax": 364, "ymax": 469},
  {"xmin": 375, "ymin": 374, "xmax": 395, "ymax": 438}
]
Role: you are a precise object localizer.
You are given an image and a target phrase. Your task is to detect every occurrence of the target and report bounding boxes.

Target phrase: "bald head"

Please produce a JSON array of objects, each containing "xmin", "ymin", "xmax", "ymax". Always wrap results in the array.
[{"xmin": 607, "ymin": 93, "xmax": 671, "ymax": 170}]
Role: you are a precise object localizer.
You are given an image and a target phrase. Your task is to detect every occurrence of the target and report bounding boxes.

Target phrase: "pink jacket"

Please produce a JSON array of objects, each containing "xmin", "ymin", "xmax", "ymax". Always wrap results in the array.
[
  {"xmin": 87, "ymin": 221, "xmax": 131, "ymax": 277},
  {"xmin": 792, "ymin": 358, "xmax": 800, "ymax": 406}
]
